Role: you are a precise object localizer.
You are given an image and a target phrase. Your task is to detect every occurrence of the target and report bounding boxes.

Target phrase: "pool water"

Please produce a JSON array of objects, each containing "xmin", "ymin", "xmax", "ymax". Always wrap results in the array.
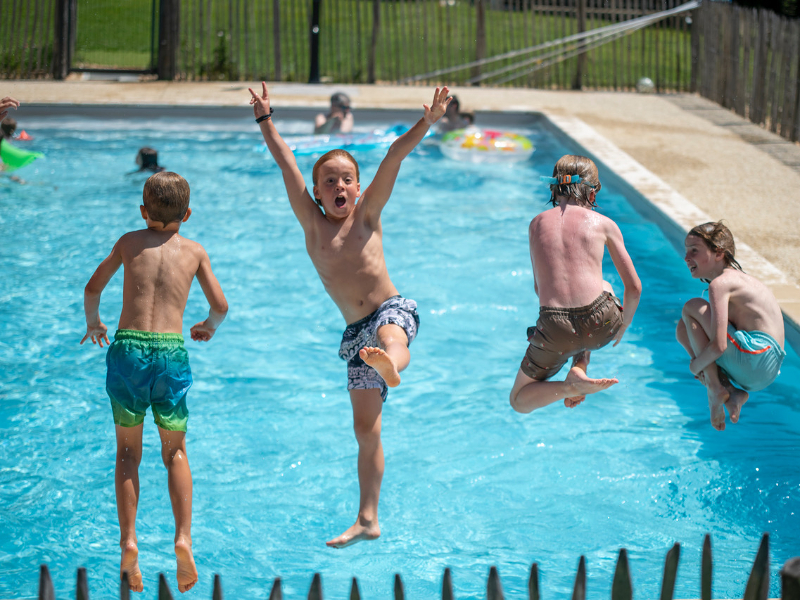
[{"xmin": 1, "ymin": 114, "xmax": 798, "ymax": 600}]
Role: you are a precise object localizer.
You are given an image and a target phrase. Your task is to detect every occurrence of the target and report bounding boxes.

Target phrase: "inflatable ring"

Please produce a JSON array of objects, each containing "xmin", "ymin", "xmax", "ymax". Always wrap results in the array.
[
  {"xmin": 1, "ymin": 140, "xmax": 43, "ymax": 172},
  {"xmin": 440, "ymin": 128, "xmax": 534, "ymax": 164}
]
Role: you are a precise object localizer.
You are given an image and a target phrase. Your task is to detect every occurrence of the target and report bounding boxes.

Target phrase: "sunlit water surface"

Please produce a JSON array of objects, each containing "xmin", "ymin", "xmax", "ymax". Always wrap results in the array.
[{"xmin": 1, "ymin": 115, "xmax": 798, "ymax": 600}]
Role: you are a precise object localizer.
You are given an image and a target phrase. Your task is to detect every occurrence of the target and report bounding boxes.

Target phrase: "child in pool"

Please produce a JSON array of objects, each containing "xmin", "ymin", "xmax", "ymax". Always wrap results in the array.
[
  {"xmin": 80, "ymin": 172, "xmax": 228, "ymax": 592},
  {"xmin": 676, "ymin": 222, "xmax": 785, "ymax": 431},
  {"xmin": 510, "ymin": 155, "xmax": 642, "ymax": 414},
  {"xmin": 249, "ymin": 81, "xmax": 451, "ymax": 548},
  {"xmin": 314, "ymin": 92, "xmax": 354, "ymax": 134}
]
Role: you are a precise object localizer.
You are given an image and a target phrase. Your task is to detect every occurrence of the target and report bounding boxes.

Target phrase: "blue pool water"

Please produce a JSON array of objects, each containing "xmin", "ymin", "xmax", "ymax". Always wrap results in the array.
[{"xmin": 1, "ymin": 112, "xmax": 798, "ymax": 600}]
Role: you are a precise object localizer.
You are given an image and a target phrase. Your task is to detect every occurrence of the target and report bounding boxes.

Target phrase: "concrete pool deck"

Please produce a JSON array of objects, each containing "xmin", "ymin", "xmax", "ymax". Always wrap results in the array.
[{"xmin": 4, "ymin": 79, "xmax": 800, "ymax": 347}]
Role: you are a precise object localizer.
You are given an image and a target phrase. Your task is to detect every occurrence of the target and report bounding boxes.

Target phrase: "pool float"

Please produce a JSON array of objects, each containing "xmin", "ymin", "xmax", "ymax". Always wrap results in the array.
[
  {"xmin": 16, "ymin": 130, "xmax": 33, "ymax": 141},
  {"xmin": 439, "ymin": 127, "xmax": 534, "ymax": 164},
  {"xmin": 255, "ymin": 124, "xmax": 432, "ymax": 156},
  {"xmin": 0, "ymin": 140, "xmax": 43, "ymax": 172}
]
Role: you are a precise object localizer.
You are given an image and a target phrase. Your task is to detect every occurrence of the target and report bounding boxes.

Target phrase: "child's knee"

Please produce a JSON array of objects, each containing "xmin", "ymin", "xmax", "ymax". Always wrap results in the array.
[
  {"xmin": 160, "ymin": 444, "xmax": 186, "ymax": 468},
  {"xmin": 682, "ymin": 297, "xmax": 708, "ymax": 318}
]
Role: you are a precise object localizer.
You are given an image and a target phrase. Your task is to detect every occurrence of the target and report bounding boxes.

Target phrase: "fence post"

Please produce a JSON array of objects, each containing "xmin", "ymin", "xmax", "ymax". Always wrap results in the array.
[
  {"xmin": 573, "ymin": 0, "xmax": 587, "ymax": 90},
  {"xmin": 272, "ymin": 0, "xmax": 282, "ymax": 81},
  {"xmin": 157, "ymin": 0, "xmax": 180, "ymax": 80},
  {"xmin": 309, "ymin": 0, "xmax": 321, "ymax": 83},
  {"xmin": 368, "ymin": 0, "xmax": 379, "ymax": 84},
  {"xmin": 52, "ymin": 0, "xmax": 71, "ymax": 79},
  {"xmin": 473, "ymin": 0, "xmax": 487, "ymax": 85},
  {"xmin": 689, "ymin": 2, "xmax": 701, "ymax": 93}
]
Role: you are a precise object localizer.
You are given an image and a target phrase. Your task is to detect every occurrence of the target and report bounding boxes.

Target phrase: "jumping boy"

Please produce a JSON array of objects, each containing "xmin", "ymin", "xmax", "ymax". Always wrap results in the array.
[
  {"xmin": 677, "ymin": 221, "xmax": 785, "ymax": 430},
  {"xmin": 81, "ymin": 171, "xmax": 228, "ymax": 592},
  {"xmin": 249, "ymin": 82, "xmax": 450, "ymax": 548},
  {"xmin": 510, "ymin": 155, "xmax": 642, "ymax": 414}
]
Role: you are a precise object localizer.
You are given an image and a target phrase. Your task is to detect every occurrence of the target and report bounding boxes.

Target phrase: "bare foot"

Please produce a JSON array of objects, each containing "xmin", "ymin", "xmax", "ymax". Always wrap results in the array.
[
  {"xmin": 724, "ymin": 385, "xmax": 749, "ymax": 424},
  {"xmin": 706, "ymin": 385, "xmax": 730, "ymax": 431},
  {"xmin": 563, "ymin": 366, "xmax": 618, "ymax": 399},
  {"xmin": 175, "ymin": 538, "xmax": 198, "ymax": 593},
  {"xmin": 326, "ymin": 519, "xmax": 381, "ymax": 549},
  {"xmin": 564, "ymin": 395, "xmax": 586, "ymax": 408},
  {"xmin": 120, "ymin": 541, "xmax": 144, "ymax": 592},
  {"xmin": 359, "ymin": 346, "xmax": 401, "ymax": 387}
]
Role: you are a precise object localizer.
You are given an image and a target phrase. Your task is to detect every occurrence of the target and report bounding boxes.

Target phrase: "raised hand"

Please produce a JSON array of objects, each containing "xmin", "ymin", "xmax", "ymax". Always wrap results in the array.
[
  {"xmin": 0, "ymin": 96, "xmax": 20, "ymax": 121},
  {"xmin": 247, "ymin": 82, "xmax": 271, "ymax": 120},
  {"xmin": 190, "ymin": 320, "xmax": 217, "ymax": 342},
  {"xmin": 423, "ymin": 86, "xmax": 451, "ymax": 125},
  {"xmin": 80, "ymin": 320, "xmax": 110, "ymax": 348}
]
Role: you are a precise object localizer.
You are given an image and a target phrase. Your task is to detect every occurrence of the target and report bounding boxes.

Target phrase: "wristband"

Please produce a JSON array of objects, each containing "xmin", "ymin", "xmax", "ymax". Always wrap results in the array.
[{"xmin": 255, "ymin": 107, "xmax": 274, "ymax": 123}]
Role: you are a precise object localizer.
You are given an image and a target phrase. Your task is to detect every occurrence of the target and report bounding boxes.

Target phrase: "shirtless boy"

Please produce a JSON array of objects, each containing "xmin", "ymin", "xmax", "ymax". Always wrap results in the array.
[
  {"xmin": 249, "ymin": 82, "xmax": 450, "ymax": 547},
  {"xmin": 510, "ymin": 155, "xmax": 642, "ymax": 414},
  {"xmin": 81, "ymin": 172, "xmax": 228, "ymax": 592},
  {"xmin": 677, "ymin": 221, "xmax": 785, "ymax": 430}
]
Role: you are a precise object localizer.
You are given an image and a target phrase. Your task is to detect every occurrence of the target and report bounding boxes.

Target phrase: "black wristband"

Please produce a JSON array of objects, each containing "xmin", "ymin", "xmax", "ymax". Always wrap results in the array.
[{"xmin": 255, "ymin": 107, "xmax": 274, "ymax": 123}]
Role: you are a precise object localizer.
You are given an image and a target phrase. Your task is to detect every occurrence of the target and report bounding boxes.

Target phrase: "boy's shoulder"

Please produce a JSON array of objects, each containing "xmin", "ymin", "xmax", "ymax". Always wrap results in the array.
[{"xmin": 117, "ymin": 230, "xmax": 206, "ymax": 255}]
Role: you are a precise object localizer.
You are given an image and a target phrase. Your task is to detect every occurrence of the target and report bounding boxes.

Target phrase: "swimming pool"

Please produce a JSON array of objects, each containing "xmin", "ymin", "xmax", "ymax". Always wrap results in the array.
[{"xmin": 1, "ymin": 109, "xmax": 798, "ymax": 600}]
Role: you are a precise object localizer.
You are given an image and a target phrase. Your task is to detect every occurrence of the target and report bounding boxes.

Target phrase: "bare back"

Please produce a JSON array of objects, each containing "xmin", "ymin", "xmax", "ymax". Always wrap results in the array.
[
  {"xmin": 117, "ymin": 230, "xmax": 205, "ymax": 333},
  {"xmin": 711, "ymin": 268, "xmax": 785, "ymax": 347},
  {"xmin": 530, "ymin": 204, "xmax": 615, "ymax": 307}
]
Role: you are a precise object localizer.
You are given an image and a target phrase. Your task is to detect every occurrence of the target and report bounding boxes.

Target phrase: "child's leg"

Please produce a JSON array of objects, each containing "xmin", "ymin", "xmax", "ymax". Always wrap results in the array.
[
  {"xmin": 157, "ymin": 428, "xmax": 198, "ymax": 593},
  {"xmin": 115, "ymin": 424, "xmax": 144, "ymax": 592},
  {"xmin": 359, "ymin": 323, "xmax": 409, "ymax": 388},
  {"xmin": 509, "ymin": 363, "xmax": 617, "ymax": 414},
  {"xmin": 326, "ymin": 389, "xmax": 384, "ymax": 548},
  {"xmin": 564, "ymin": 351, "xmax": 592, "ymax": 408}
]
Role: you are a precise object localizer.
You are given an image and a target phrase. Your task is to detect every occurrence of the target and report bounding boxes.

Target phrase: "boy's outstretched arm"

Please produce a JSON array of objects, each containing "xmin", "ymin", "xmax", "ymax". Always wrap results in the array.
[
  {"xmin": 605, "ymin": 221, "xmax": 642, "ymax": 346},
  {"xmin": 80, "ymin": 242, "xmax": 123, "ymax": 348},
  {"xmin": 0, "ymin": 96, "xmax": 19, "ymax": 120},
  {"xmin": 190, "ymin": 249, "xmax": 228, "ymax": 342},
  {"xmin": 360, "ymin": 87, "xmax": 451, "ymax": 224},
  {"xmin": 248, "ymin": 82, "xmax": 319, "ymax": 229}
]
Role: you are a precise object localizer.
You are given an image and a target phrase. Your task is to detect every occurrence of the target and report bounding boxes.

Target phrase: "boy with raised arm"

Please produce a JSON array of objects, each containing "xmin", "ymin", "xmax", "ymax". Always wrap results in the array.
[
  {"xmin": 249, "ymin": 82, "xmax": 450, "ymax": 548},
  {"xmin": 510, "ymin": 155, "xmax": 642, "ymax": 414},
  {"xmin": 81, "ymin": 172, "xmax": 228, "ymax": 592}
]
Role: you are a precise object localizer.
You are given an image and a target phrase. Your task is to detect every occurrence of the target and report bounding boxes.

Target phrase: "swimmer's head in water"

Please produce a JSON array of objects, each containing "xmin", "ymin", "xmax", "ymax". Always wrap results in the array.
[
  {"xmin": 143, "ymin": 172, "xmax": 190, "ymax": 227},
  {"xmin": 330, "ymin": 92, "xmax": 351, "ymax": 112},
  {"xmin": 687, "ymin": 221, "xmax": 742, "ymax": 273},
  {"xmin": 136, "ymin": 147, "xmax": 164, "ymax": 172},
  {"xmin": 1, "ymin": 118, "xmax": 17, "ymax": 138},
  {"xmin": 547, "ymin": 154, "xmax": 601, "ymax": 208},
  {"xmin": 312, "ymin": 150, "xmax": 360, "ymax": 211}
]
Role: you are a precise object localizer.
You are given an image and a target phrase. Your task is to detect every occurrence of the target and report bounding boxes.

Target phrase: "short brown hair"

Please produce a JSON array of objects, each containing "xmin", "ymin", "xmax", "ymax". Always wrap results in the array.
[
  {"xmin": 548, "ymin": 155, "xmax": 602, "ymax": 208},
  {"xmin": 687, "ymin": 221, "xmax": 743, "ymax": 272},
  {"xmin": 143, "ymin": 172, "xmax": 190, "ymax": 226},
  {"xmin": 1, "ymin": 118, "xmax": 17, "ymax": 138}
]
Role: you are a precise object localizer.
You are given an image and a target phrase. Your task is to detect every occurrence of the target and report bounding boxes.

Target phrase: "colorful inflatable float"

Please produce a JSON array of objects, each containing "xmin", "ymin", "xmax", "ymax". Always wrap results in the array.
[{"xmin": 439, "ymin": 128, "xmax": 534, "ymax": 164}]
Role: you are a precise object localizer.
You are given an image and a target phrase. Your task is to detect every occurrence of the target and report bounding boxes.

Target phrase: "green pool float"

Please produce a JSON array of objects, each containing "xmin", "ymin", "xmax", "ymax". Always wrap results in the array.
[{"xmin": 0, "ymin": 140, "xmax": 43, "ymax": 172}]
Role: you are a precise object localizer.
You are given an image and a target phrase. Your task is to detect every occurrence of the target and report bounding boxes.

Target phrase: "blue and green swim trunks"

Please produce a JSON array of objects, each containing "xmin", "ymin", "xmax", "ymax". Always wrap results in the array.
[
  {"xmin": 106, "ymin": 330, "xmax": 192, "ymax": 431},
  {"xmin": 716, "ymin": 324, "xmax": 786, "ymax": 392}
]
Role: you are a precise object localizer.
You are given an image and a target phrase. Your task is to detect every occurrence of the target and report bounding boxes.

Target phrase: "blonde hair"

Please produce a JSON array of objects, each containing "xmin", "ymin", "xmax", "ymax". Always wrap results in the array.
[
  {"xmin": 687, "ymin": 221, "xmax": 743, "ymax": 272},
  {"xmin": 143, "ymin": 172, "xmax": 190, "ymax": 226},
  {"xmin": 548, "ymin": 155, "xmax": 601, "ymax": 208}
]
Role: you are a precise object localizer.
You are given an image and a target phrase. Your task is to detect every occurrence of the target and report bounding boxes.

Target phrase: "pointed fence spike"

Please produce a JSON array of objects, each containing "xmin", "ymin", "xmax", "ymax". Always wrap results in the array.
[
  {"xmin": 76, "ymin": 567, "xmax": 89, "ymax": 600},
  {"xmin": 269, "ymin": 577, "xmax": 283, "ymax": 600},
  {"xmin": 212, "ymin": 574, "xmax": 223, "ymax": 600},
  {"xmin": 350, "ymin": 577, "xmax": 361, "ymax": 600},
  {"xmin": 158, "ymin": 573, "xmax": 175, "ymax": 600},
  {"xmin": 394, "ymin": 574, "xmax": 405, "ymax": 600},
  {"xmin": 487, "ymin": 566, "xmax": 504, "ymax": 600},
  {"xmin": 780, "ymin": 557, "xmax": 800, "ymax": 600},
  {"xmin": 743, "ymin": 534, "xmax": 770, "ymax": 600},
  {"xmin": 39, "ymin": 565, "xmax": 55, "ymax": 600},
  {"xmin": 659, "ymin": 543, "xmax": 681, "ymax": 600},
  {"xmin": 308, "ymin": 573, "xmax": 323, "ymax": 600},
  {"xmin": 701, "ymin": 534, "xmax": 712, "ymax": 600},
  {"xmin": 119, "ymin": 571, "xmax": 130, "ymax": 600},
  {"xmin": 571, "ymin": 556, "xmax": 586, "ymax": 600},
  {"xmin": 612, "ymin": 549, "xmax": 633, "ymax": 600},
  {"xmin": 442, "ymin": 567, "xmax": 454, "ymax": 600},
  {"xmin": 528, "ymin": 563, "xmax": 540, "ymax": 600}
]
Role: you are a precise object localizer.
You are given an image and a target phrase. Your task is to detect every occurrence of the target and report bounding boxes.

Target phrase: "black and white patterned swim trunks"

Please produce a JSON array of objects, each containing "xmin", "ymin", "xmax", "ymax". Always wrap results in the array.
[{"xmin": 338, "ymin": 295, "xmax": 420, "ymax": 401}]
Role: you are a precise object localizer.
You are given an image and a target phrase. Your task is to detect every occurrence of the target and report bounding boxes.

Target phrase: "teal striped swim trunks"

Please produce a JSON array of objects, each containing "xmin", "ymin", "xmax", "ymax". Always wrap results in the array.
[
  {"xmin": 106, "ymin": 330, "xmax": 192, "ymax": 431},
  {"xmin": 716, "ymin": 324, "xmax": 786, "ymax": 392}
]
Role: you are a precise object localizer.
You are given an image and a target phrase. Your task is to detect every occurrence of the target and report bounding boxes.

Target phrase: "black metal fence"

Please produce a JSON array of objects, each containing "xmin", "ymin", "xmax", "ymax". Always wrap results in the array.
[{"xmin": 31, "ymin": 534, "xmax": 800, "ymax": 600}]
